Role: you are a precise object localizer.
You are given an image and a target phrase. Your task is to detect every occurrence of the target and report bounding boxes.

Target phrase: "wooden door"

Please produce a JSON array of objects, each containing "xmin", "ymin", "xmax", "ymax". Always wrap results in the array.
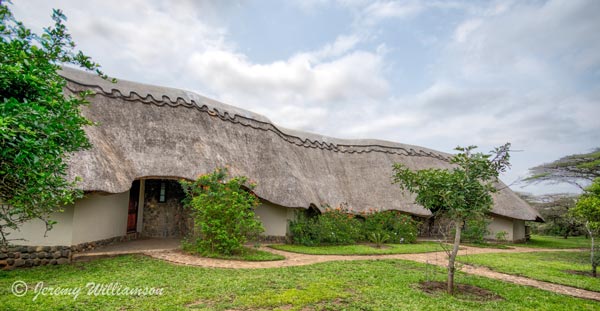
[{"xmin": 127, "ymin": 180, "xmax": 140, "ymax": 233}]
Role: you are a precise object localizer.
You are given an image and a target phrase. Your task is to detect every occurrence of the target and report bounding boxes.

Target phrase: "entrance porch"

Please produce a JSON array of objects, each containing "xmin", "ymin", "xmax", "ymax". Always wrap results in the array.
[{"xmin": 72, "ymin": 237, "xmax": 180, "ymax": 261}]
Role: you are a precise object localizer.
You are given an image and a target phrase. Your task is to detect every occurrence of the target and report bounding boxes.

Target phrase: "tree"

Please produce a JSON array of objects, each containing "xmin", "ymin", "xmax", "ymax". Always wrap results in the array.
[
  {"xmin": 518, "ymin": 193, "xmax": 583, "ymax": 238},
  {"xmin": 571, "ymin": 178, "xmax": 600, "ymax": 277},
  {"xmin": 180, "ymin": 168, "xmax": 264, "ymax": 256},
  {"xmin": 526, "ymin": 149, "xmax": 600, "ymax": 189},
  {"xmin": 393, "ymin": 144, "xmax": 511, "ymax": 294},
  {"xmin": 0, "ymin": 3, "xmax": 107, "ymax": 245}
]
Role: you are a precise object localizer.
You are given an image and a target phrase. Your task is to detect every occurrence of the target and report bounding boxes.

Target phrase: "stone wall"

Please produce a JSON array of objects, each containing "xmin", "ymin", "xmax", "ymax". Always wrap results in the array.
[
  {"xmin": 142, "ymin": 180, "xmax": 191, "ymax": 238},
  {"xmin": 0, "ymin": 233, "xmax": 139, "ymax": 270},
  {"xmin": 0, "ymin": 246, "xmax": 70, "ymax": 270}
]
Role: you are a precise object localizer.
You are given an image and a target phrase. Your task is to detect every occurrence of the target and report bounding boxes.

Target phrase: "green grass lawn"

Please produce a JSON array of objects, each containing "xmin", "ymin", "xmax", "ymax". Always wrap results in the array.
[
  {"xmin": 1, "ymin": 255, "xmax": 598, "ymax": 310},
  {"xmin": 184, "ymin": 246, "xmax": 285, "ymax": 261},
  {"xmin": 512, "ymin": 235, "xmax": 591, "ymax": 249},
  {"xmin": 269, "ymin": 242, "xmax": 444, "ymax": 255},
  {"xmin": 458, "ymin": 251, "xmax": 600, "ymax": 292}
]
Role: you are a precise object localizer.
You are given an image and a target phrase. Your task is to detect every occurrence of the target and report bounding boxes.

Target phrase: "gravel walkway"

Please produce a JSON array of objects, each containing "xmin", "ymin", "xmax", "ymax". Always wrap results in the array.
[{"xmin": 144, "ymin": 245, "xmax": 600, "ymax": 301}]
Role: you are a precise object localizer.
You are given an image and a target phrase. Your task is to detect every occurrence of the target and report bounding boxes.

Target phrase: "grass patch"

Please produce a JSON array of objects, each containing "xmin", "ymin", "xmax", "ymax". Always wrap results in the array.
[
  {"xmin": 512, "ymin": 235, "xmax": 591, "ymax": 249},
  {"xmin": 458, "ymin": 251, "xmax": 600, "ymax": 292},
  {"xmin": 184, "ymin": 246, "xmax": 285, "ymax": 261},
  {"xmin": 269, "ymin": 242, "xmax": 444, "ymax": 255},
  {"xmin": 0, "ymin": 255, "xmax": 599, "ymax": 310}
]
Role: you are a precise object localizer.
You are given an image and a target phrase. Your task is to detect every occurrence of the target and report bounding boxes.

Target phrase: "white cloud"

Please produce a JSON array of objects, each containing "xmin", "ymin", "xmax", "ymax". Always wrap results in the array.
[
  {"xmin": 453, "ymin": 19, "xmax": 482, "ymax": 43},
  {"xmin": 362, "ymin": 0, "xmax": 424, "ymax": 24},
  {"xmin": 444, "ymin": 0, "xmax": 600, "ymax": 85},
  {"xmin": 186, "ymin": 36, "xmax": 389, "ymax": 129},
  {"xmin": 188, "ymin": 47, "xmax": 389, "ymax": 102},
  {"xmin": 12, "ymin": 0, "xmax": 231, "ymax": 88},
  {"xmin": 312, "ymin": 35, "xmax": 361, "ymax": 60}
]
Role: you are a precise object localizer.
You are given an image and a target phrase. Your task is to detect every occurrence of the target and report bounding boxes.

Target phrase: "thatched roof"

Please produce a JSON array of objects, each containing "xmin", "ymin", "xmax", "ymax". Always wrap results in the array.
[{"xmin": 61, "ymin": 67, "xmax": 542, "ymax": 221}]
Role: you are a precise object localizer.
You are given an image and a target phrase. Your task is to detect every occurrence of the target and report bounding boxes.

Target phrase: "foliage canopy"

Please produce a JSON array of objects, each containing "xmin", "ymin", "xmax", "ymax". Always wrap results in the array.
[
  {"xmin": 572, "ymin": 178, "xmax": 600, "ymax": 230},
  {"xmin": 526, "ymin": 148, "xmax": 600, "ymax": 188},
  {"xmin": 0, "ymin": 3, "xmax": 107, "ymax": 244},
  {"xmin": 393, "ymin": 144, "xmax": 511, "ymax": 221}
]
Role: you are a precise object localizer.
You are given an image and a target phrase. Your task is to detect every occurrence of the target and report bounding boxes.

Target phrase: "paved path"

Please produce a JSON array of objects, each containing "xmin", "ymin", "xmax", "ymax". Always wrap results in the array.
[
  {"xmin": 72, "ymin": 238, "xmax": 180, "ymax": 261},
  {"xmin": 143, "ymin": 245, "xmax": 600, "ymax": 302}
]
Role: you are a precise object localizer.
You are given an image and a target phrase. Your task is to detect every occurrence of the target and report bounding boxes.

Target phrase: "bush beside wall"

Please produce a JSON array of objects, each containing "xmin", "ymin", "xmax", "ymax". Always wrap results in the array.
[
  {"xmin": 289, "ymin": 207, "xmax": 419, "ymax": 246},
  {"xmin": 180, "ymin": 168, "xmax": 264, "ymax": 256}
]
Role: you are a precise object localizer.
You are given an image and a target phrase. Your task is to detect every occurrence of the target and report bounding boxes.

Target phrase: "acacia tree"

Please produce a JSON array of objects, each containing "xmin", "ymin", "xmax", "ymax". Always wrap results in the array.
[
  {"xmin": 526, "ymin": 148, "xmax": 600, "ymax": 189},
  {"xmin": 571, "ymin": 178, "xmax": 600, "ymax": 277},
  {"xmin": 393, "ymin": 144, "xmax": 511, "ymax": 294},
  {"xmin": 0, "ymin": 4, "xmax": 107, "ymax": 245}
]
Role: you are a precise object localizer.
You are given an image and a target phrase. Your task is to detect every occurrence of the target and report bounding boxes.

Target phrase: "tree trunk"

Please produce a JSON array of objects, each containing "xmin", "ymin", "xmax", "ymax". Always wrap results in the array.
[
  {"xmin": 592, "ymin": 234, "xmax": 596, "ymax": 277},
  {"xmin": 586, "ymin": 222, "xmax": 595, "ymax": 277},
  {"xmin": 448, "ymin": 220, "xmax": 462, "ymax": 295}
]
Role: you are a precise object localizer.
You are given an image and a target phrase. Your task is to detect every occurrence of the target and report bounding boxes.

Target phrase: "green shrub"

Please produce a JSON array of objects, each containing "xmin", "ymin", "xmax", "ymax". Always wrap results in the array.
[
  {"xmin": 289, "ymin": 206, "xmax": 362, "ymax": 245},
  {"xmin": 495, "ymin": 230, "xmax": 508, "ymax": 243},
  {"xmin": 289, "ymin": 207, "xmax": 419, "ymax": 246},
  {"xmin": 180, "ymin": 168, "xmax": 264, "ymax": 255},
  {"xmin": 368, "ymin": 231, "xmax": 390, "ymax": 248},
  {"xmin": 319, "ymin": 206, "xmax": 364, "ymax": 244},
  {"xmin": 461, "ymin": 217, "xmax": 491, "ymax": 243},
  {"xmin": 288, "ymin": 211, "xmax": 319, "ymax": 246},
  {"xmin": 362, "ymin": 210, "xmax": 418, "ymax": 243}
]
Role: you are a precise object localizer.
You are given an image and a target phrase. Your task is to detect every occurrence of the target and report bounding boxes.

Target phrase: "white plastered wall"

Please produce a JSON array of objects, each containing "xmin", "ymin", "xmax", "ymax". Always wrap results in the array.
[
  {"xmin": 485, "ymin": 215, "xmax": 515, "ymax": 241},
  {"xmin": 3, "ymin": 206, "xmax": 74, "ymax": 246},
  {"xmin": 71, "ymin": 191, "xmax": 130, "ymax": 245},
  {"xmin": 4, "ymin": 190, "xmax": 131, "ymax": 246},
  {"xmin": 255, "ymin": 201, "xmax": 297, "ymax": 237},
  {"xmin": 513, "ymin": 219, "xmax": 526, "ymax": 241}
]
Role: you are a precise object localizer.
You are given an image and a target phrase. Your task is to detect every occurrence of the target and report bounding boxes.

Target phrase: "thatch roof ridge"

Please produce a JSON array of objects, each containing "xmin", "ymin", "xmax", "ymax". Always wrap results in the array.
[
  {"xmin": 60, "ymin": 67, "xmax": 541, "ymax": 221},
  {"xmin": 60, "ymin": 67, "xmax": 450, "ymax": 161}
]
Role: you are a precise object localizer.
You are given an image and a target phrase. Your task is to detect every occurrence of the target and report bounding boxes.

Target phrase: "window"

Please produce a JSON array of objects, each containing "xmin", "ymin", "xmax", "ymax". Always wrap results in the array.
[{"xmin": 159, "ymin": 181, "xmax": 166, "ymax": 203}]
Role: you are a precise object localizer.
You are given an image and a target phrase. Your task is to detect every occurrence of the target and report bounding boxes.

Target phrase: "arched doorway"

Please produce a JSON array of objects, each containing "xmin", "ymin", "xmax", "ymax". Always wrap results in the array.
[{"xmin": 127, "ymin": 178, "xmax": 191, "ymax": 238}]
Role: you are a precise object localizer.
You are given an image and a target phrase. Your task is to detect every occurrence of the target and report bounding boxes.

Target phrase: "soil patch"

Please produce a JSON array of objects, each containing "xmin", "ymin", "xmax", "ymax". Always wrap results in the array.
[
  {"xmin": 418, "ymin": 281, "xmax": 504, "ymax": 301},
  {"xmin": 564, "ymin": 270, "xmax": 600, "ymax": 278}
]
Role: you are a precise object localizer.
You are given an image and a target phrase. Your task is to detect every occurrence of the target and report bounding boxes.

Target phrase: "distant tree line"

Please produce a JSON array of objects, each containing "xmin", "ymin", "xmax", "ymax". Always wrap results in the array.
[{"xmin": 518, "ymin": 193, "xmax": 585, "ymax": 238}]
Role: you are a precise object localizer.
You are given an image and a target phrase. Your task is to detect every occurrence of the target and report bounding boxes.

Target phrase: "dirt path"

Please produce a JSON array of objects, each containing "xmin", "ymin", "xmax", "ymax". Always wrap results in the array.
[{"xmin": 144, "ymin": 246, "xmax": 600, "ymax": 301}]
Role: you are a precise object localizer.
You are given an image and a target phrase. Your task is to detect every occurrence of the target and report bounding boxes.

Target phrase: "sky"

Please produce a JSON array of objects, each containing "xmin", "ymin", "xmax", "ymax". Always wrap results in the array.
[{"xmin": 11, "ymin": 0, "xmax": 600, "ymax": 195}]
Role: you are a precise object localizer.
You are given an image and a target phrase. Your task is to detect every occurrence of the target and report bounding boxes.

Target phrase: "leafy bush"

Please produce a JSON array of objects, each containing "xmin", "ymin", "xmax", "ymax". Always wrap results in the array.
[
  {"xmin": 289, "ymin": 207, "xmax": 419, "ymax": 246},
  {"xmin": 289, "ymin": 206, "xmax": 363, "ymax": 245},
  {"xmin": 318, "ymin": 206, "xmax": 364, "ymax": 244},
  {"xmin": 368, "ymin": 231, "xmax": 390, "ymax": 248},
  {"xmin": 180, "ymin": 168, "xmax": 264, "ymax": 255},
  {"xmin": 495, "ymin": 231, "xmax": 508, "ymax": 243},
  {"xmin": 362, "ymin": 210, "xmax": 418, "ymax": 243},
  {"xmin": 288, "ymin": 211, "xmax": 319, "ymax": 246},
  {"xmin": 461, "ymin": 217, "xmax": 491, "ymax": 243}
]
